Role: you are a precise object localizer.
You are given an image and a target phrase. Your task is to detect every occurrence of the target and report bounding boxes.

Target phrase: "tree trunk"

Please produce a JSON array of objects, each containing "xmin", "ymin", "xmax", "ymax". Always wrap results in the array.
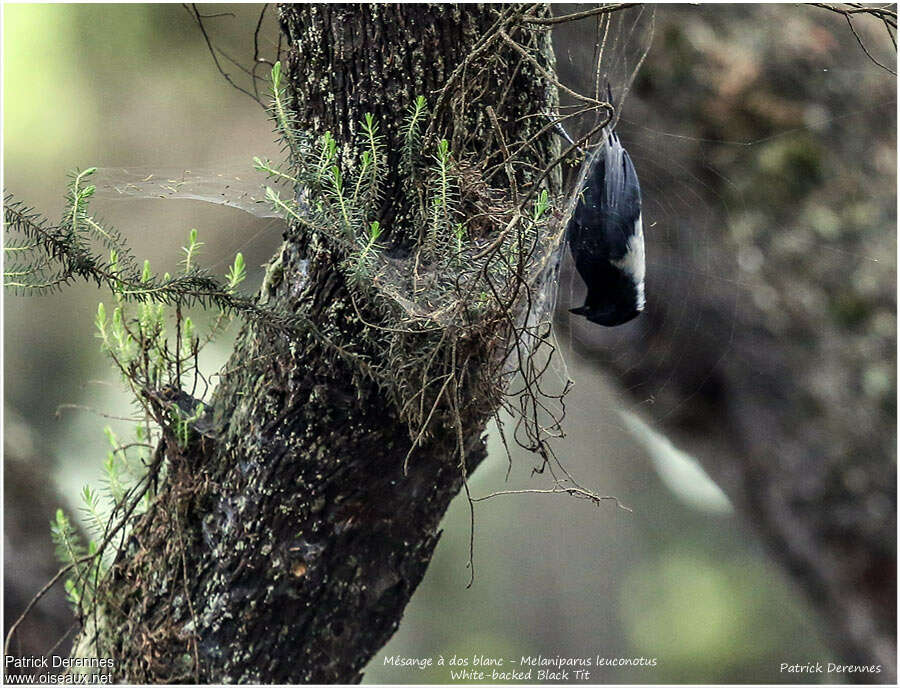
[
  {"xmin": 4, "ymin": 415, "xmax": 78, "ymax": 676},
  {"xmin": 75, "ymin": 4, "xmax": 560, "ymax": 683}
]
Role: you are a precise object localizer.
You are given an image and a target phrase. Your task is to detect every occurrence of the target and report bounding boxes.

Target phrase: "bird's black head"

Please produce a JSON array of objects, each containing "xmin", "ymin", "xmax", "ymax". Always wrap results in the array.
[{"xmin": 570, "ymin": 300, "xmax": 640, "ymax": 327}]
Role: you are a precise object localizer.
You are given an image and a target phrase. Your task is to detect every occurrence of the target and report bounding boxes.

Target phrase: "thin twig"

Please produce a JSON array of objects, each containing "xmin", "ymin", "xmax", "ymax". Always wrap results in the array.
[
  {"xmin": 844, "ymin": 13, "xmax": 897, "ymax": 74},
  {"xmin": 500, "ymin": 29, "xmax": 603, "ymax": 106},
  {"xmin": 522, "ymin": 3, "xmax": 639, "ymax": 26},
  {"xmin": 471, "ymin": 487, "xmax": 632, "ymax": 511},
  {"xmin": 811, "ymin": 3, "xmax": 898, "ymax": 74},
  {"xmin": 186, "ymin": 3, "xmax": 264, "ymax": 105}
]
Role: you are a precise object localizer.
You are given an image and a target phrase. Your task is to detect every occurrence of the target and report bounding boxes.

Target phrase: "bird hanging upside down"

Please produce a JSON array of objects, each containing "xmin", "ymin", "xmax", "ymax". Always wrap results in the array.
[{"xmin": 565, "ymin": 125, "xmax": 645, "ymax": 327}]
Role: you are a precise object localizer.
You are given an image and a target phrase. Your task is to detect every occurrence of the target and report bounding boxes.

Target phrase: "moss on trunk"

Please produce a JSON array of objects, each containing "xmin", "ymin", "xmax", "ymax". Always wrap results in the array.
[{"xmin": 75, "ymin": 4, "xmax": 561, "ymax": 683}]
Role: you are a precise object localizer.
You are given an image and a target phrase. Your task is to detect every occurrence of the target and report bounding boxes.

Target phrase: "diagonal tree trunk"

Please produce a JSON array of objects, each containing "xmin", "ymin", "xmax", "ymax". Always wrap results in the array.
[{"xmin": 74, "ymin": 4, "xmax": 561, "ymax": 683}]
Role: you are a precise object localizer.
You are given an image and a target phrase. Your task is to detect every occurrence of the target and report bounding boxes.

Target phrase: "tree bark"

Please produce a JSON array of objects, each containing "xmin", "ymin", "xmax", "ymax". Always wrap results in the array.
[{"xmin": 75, "ymin": 4, "xmax": 559, "ymax": 683}]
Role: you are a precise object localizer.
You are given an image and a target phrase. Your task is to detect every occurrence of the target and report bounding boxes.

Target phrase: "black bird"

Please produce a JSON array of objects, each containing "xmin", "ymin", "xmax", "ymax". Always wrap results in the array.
[{"xmin": 566, "ymin": 126, "xmax": 645, "ymax": 326}]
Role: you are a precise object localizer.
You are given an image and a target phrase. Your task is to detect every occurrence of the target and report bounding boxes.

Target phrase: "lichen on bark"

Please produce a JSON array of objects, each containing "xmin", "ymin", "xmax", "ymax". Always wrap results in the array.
[{"xmin": 73, "ymin": 4, "xmax": 565, "ymax": 683}]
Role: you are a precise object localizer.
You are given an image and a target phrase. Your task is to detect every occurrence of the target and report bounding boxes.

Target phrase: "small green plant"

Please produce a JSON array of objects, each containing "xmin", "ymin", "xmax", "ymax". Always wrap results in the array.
[
  {"xmin": 5, "ymin": 58, "xmax": 572, "ymax": 629},
  {"xmin": 4, "ymin": 168, "xmax": 298, "ymax": 333},
  {"xmin": 43, "ymin": 218, "xmax": 254, "ymax": 615},
  {"xmin": 50, "ymin": 509, "xmax": 93, "ymax": 608}
]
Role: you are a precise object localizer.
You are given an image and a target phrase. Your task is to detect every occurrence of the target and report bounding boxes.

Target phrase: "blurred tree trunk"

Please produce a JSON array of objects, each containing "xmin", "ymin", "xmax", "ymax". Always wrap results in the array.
[
  {"xmin": 562, "ymin": 5, "xmax": 896, "ymax": 679},
  {"xmin": 72, "ymin": 4, "xmax": 558, "ymax": 683},
  {"xmin": 4, "ymin": 415, "xmax": 77, "ymax": 677},
  {"xmin": 601, "ymin": 284, "xmax": 896, "ymax": 680}
]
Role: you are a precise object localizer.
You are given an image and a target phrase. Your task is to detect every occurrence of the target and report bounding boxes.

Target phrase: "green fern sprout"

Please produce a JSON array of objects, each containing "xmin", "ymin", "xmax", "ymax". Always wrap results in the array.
[
  {"xmin": 50, "ymin": 508, "xmax": 96, "ymax": 609},
  {"xmin": 532, "ymin": 188, "xmax": 550, "ymax": 222},
  {"xmin": 95, "ymin": 302, "xmax": 109, "ymax": 349},
  {"xmin": 79, "ymin": 485, "xmax": 107, "ymax": 543},
  {"xmin": 181, "ymin": 228, "xmax": 203, "ymax": 273},
  {"xmin": 225, "ymin": 252, "xmax": 246, "ymax": 293},
  {"xmin": 103, "ymin": 423, "xmax": 140, "ymax": 483},
  {"xmin": 401, "ymin": 95, "xmax": 428, "ymax": 179},
  {"xmin": 270, "ymin": 61, "xmax": 304, "ymax": 164},
  {"xmin": 110, "ymin": 305, "xmax": 137, "ymax": 365},
  {"xmin": 453, "ymin": 223, "xmax": 466, "ymax": 255},
  {"xmin": 169, "ymin": 401, "xmax": 205, "ymax": 450},
  {"xmin": 329, "ymin": 165, "xmax": 353, "ymax": 231},
  {"xmin": 103, "ymin": 446, "xmax": 127, "ymax": 506},
  {"xmin": 181, "ymin": 316, "xmax": 195, "ymax": 356},
  {"xmin": 51, "ymin": 508, "xmax": 87, "ymax": 567},
  {"xmin": 425, "ymin": 138, "xmax": 461, "ymax": 261},
  {"xmin": 358, "ymin": 112, "xmax": 384, "ymax": 203},
  {"xmin": 345, "ymin": 220, "xmax": 384, "ymax": 284},
  {"xmin": 315, "ymin": 131, "xmax": 337, "ymax": 187},
  {"xmin": 353, "ymin": 150, "xmax": 373, "ymax": 205},
  {"xmin": 253, "ymin": 155, "xmax": 299, "ymax": 187}
]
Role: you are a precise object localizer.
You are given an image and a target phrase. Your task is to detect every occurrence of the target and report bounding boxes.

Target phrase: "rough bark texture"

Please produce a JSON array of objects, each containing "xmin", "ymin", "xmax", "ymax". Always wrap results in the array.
[{"xmin": 76, "ymin": 4, "xmax": 559, "ymax": 683}]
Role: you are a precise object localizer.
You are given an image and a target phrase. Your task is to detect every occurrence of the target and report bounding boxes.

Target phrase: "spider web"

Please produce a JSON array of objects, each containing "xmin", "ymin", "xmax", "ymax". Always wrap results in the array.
[{"xmin": 90, "ymin": 163, "xmax": 292, "ymax": 219}]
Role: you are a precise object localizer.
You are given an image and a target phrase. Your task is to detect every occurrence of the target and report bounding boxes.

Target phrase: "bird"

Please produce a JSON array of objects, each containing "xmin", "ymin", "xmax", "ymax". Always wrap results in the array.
[{"xmin": 564, "ymin": 121, "xmax": 645, "ymax": 327}]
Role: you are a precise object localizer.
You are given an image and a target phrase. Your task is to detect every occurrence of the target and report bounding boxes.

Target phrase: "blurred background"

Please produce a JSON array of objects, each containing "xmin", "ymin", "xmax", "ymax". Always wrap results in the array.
[{"xmin": 4, "ymin": 4, "xmax": 896, "ymax": 684}]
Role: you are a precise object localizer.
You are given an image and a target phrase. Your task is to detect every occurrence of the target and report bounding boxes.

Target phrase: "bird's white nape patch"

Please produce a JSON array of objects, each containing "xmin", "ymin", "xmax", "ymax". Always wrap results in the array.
[{"xmin": 612, "ymin": 213, "xmax": 646, "ymax": 310}]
